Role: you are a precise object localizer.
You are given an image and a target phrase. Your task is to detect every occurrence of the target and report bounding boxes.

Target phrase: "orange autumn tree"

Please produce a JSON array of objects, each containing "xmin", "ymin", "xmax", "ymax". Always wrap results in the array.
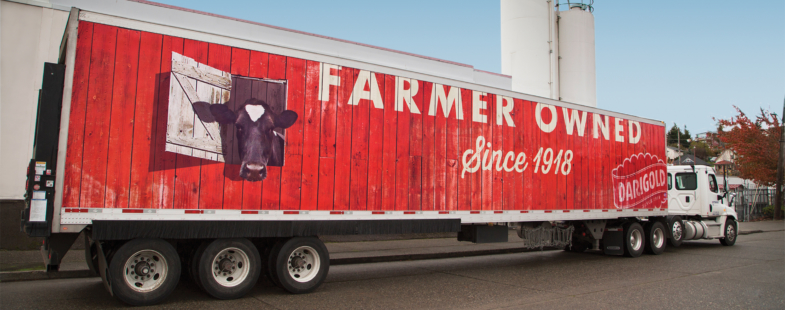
[{"xmin": 715, "ymin": 106, "xmax": 782, "ymax": 219}]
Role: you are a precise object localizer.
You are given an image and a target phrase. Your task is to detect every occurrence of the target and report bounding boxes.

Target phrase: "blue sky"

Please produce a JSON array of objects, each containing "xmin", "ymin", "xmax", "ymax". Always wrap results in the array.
[{"xmin": 154, "ymin": 0, "xmax": 784, "ymax": 135}]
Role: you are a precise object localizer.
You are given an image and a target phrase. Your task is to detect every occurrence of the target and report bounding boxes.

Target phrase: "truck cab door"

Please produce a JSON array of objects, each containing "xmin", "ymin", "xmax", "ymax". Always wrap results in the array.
[
  {"xmin": 706, "ymin": 173, "xmax": 722, "ymax": 217},
  {"xmin": 672, "ymin": 172, "xmax": 698, "ymax": 213}
]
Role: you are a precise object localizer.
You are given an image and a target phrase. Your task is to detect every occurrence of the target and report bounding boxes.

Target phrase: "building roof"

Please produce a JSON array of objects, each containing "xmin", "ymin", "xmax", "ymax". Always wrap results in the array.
[
  {"xmin": 672, "ymin": 154, "xmax": 709, "ymax": 166},
  {"xmin": 43, "ymin": 0, "xmax": 513, "ymax": 90},
  {"xmin": 714, "ymin": 149, "xmax": 735, "ymax": 165}
]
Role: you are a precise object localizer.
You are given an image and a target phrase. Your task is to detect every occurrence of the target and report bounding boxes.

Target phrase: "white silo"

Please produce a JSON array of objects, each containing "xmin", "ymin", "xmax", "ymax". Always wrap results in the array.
[
  {"xmin": 500, "ymin": 0, "xmax": 596, "ymax": 107},
  {"xmin": 500, "ymin": 0, "xmax": 558, "ymax": 99},
  {"xmin": 558, "ymin": 3, "xmax": 596, "ymax": 107}
]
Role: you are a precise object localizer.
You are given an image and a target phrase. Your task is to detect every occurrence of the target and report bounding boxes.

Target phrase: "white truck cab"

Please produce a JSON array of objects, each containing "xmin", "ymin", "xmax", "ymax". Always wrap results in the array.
[{"xmin": 666, "ymin": 165, "xmax": 738, "ymax": 246}]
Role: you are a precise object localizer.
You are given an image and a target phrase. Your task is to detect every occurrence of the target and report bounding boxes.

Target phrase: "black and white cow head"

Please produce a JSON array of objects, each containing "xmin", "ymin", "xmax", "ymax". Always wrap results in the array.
[{"xmin": 208, "ymin": 98, "xmax": 298, "ymax": 181}]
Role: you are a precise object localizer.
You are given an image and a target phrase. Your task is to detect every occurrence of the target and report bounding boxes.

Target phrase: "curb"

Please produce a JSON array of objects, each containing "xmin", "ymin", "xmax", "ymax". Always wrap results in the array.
[
  {"xmin": 738, "ymin": 229, "xmax": 784, "ymax": 235},
  {"xmin": 0, "ymin": 269, "xmax": 96, "ymax": 282}
]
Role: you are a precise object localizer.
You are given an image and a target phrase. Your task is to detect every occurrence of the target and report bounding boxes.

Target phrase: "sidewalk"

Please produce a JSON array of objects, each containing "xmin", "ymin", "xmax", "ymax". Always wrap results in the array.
[{"xmin": 2, "ymin": 220, "xmax": 782, "ymax": 282}]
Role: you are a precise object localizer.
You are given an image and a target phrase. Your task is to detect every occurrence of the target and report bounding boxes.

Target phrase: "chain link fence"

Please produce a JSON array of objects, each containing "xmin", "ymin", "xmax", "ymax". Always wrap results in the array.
[{"xmin": 732, "ymin": 188, "xmax": 782, "ymax": 222}]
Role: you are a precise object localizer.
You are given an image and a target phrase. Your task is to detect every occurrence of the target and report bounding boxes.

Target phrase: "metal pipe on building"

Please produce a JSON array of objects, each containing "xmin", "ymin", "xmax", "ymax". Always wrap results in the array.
[
  {"xmin": 557, "ymin": 3, "xmax": 596, "ymax": 107},
  {"xmin": 501, "ymin": 0, "xmax": 596, "ymax": 107}
]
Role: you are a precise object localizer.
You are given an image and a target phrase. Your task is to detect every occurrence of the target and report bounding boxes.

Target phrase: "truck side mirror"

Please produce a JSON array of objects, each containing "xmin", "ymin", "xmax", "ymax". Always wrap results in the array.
[{"xmin": 717, "ymin": 194, "xmax": 724, "ymax": 201}]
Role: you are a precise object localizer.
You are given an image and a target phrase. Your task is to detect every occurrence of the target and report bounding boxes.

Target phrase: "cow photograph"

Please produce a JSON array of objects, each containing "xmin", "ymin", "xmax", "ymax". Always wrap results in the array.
[
  {"xmin": 201, "ymin": 99, "xmax": 297, "ymax": 181},
  {"xmin": 166, "ymin": 52, "xmax": 297, "ymax": 181}
]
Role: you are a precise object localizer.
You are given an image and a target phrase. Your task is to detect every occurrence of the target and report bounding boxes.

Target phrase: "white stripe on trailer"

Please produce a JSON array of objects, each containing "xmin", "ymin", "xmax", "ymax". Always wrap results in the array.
[{"xmin": 59, "ymin": 208, "xmax": 668, "ymax": 225}]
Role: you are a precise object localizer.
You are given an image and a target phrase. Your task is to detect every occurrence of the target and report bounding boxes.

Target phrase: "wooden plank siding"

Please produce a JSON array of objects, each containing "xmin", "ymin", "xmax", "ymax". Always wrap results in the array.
[{"xmin": 63, "ymin": 21, "xmax": 667, "ymax": 213}]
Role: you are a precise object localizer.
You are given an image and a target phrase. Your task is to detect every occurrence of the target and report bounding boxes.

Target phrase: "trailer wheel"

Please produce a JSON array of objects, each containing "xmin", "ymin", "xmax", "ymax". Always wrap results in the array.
[
  {"xmin": 719, "ymin": 218, "xmax": 737, "ymax": 246},
  {"xmin": 197, "ymin": 239, "xmax": 261, "ymax": 299},
  {"xmin": 267, "ymin": 240, "xmax": 284, "ymax": 288},
  {"xmin": 108, "ymin": 239, "xmax": 180, "ymax": 306},
  {"xmin": 623, "ymin": 222, "xmax": 645, "ymax": 258},
  {"xmin": 644, "ymin": 221, "xmax": 666, "ymax": 255},
  {"xmin": 189, "ymin": 241, "xmax": 209, "ymax": 291},
  {"xmin": 273, "ymin": 237, "xmax": 330, "ymax": 294},
  {"xmin": 667, "ymin": 216, "xmax": 684, "ymax": 248}
]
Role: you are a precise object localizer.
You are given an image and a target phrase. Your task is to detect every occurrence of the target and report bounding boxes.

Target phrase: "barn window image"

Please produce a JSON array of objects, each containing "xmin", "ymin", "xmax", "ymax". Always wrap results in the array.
[{"xmin": 166, "ymin": 52, "xmax": 297, "ymax": 181}]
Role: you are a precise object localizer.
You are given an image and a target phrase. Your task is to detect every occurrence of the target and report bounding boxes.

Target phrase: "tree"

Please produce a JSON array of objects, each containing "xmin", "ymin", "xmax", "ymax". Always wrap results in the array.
[
  {"xmin": 690, "ymin": 140, "xmax": 717, "ymax": 162},
  {"xmin": 715, "ymin": 106, "xmax": 783, "ymax": 220},
  {"xmin": 667, "ymin": 123, "xmax": 692, "ymax": 149}
]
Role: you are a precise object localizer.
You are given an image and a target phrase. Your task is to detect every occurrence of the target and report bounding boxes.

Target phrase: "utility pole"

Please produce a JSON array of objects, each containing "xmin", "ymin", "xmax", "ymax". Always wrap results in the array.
[
  {"xmin": 775, "ymin": 96, "xmax": 784, "ymax": 220},
  {"xmin": 677, "ymin": 126, "xmax": 681, "ymax": 164}
]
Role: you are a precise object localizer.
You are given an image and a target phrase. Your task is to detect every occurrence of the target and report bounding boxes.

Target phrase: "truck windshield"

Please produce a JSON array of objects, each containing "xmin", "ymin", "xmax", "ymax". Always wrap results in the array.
[{"xmin": 675, "ymin": 173, "xmax": 697, "ymax": 190}]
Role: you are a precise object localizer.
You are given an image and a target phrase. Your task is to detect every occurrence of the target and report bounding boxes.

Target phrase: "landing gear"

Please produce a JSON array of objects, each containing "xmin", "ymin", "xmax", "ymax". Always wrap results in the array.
[
  {"xmin": 269, "ymin": 237, "xmax": 330, "ymax": 294},
  {"xmin": 108, "ymin": 239, "xmax": 181, "ymax": 306}
]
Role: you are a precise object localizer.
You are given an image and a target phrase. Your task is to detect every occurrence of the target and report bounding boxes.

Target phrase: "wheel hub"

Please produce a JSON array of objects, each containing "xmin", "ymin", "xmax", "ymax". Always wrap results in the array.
[
  {"xmin": 218, "ymin": 257, "xmax": 235, "ymax": 274},
  {"xmin": 211, "ymin": 248, "xmax": 249, "ymax": 287},
  {"xmin": 292, "ymin": 256, "xmax": 306, "ymax": 269},
  {"xmin": 123, "ymin": 250, "xmax": 167, "ymax": 293},
  {"xmin": 287, "ymin": 246, "xmax": 320, "ymax": 283},
  {"xmin": 673, "ymin": 222, "xmax": 683, "ymax": 240},
  {"xmin": 727, "ymin": 225, "xmax": 735, "ymax": 241},
  {"xmin": 134, "ymin": 261, "xmax": 152, "ymax": 276}
]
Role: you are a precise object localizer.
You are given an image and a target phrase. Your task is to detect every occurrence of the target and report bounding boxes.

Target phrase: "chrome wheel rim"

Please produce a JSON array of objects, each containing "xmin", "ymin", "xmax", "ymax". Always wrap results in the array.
[
  {"xmin": 211, "ymin": 247, "xmax": 250, "ymax": 288},
  {"xmin": 288, "ymin": 246, "xmax": 320, "ymax": 283},
  {"xmin": 123, "ymin": 250, "xmax": 168, "ymax": 293},
  {"xmin": 672, "ymin": 221, "xmax": 683, "ymax": 241},
  {"xmin": 726, "ymin": 224, "xmax": 736, "ymax": 242},
  {"xmin": 630, "ymin": 229, "xmax": 643, "ymax": 251},
  {"xmin": 653, "ymin": 227, "xmax": 665, "ymax": 248}
]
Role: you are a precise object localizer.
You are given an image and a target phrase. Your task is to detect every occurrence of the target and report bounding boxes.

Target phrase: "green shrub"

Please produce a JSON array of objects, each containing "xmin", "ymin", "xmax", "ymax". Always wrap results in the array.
[{"xmin": 762, "ymin": 205, "xmax": 784, "ymax": 218}]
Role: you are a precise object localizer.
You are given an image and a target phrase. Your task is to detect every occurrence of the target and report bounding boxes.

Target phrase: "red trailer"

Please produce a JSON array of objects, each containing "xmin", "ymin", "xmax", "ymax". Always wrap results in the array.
[{"xmin": 23, "ymin": 5, "xmax": 672, "ymax": 306}]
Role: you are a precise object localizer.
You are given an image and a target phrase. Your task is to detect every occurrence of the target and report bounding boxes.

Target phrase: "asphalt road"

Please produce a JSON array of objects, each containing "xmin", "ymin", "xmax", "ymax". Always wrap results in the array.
[{"xmin": 1, "ymin": 231, "xmax": 783, "ymax": 309}]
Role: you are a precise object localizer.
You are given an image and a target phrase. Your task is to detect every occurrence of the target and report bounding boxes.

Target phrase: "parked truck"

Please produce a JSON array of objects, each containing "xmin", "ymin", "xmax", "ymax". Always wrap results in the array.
[{"xmin": 21, "ymin": 5, "xmax": 737, "ymax": 306}]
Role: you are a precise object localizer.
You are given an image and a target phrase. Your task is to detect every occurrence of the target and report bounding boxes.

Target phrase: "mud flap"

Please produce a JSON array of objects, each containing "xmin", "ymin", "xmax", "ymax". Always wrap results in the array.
[
  {"xmin": 602, "ymin": 227, "xmax": 624, "ymax": 256},
  {"xmin": 96, "ymin": 241, "xmax": 113, "ymax": 296}
]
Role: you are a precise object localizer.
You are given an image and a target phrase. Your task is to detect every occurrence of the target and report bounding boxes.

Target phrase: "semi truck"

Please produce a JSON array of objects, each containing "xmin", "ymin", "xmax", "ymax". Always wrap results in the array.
[{"xmin": 21, "ymin": 4, "xmax": 737, "ymax": 306}]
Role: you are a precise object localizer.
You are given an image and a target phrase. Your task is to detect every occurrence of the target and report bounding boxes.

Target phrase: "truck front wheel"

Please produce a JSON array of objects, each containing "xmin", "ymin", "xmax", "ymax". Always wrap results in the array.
[
  {"xmin": 272, "ymin": 237, "xmax": 330, "ymax": 294},
  {"xmin": 719, "ymin": 219, "xmax": 737, "ymax": 246},
  {"xmin": 108, "ymin": 238, "xmax": 181, "ymax": 306},
  {"xmin": 667, "ymin": 216, "xmax": 684, "ymax": 247},
  {"xmin": 623, "ymin": 222, "xmax": 645, "ymax": 258}
]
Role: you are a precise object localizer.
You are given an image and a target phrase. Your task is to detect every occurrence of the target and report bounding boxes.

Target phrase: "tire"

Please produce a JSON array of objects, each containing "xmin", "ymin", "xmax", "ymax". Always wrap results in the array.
[
  {"xmin": 644, "ymin": 221, "xmax": 666, "ymax": 255},
  {"xmin": 197, "ymin": 239, "xmax": 261, "ymax": 300},
  {"xmin": 667, "ymin": 216, "xmax": 684, "ymax": 248},
  {"xmin": 719, "ymin": 218, "xmax": 737, "ymax": 246},
  {"xmin": 190, "ymin": 241, "xmax": 209, "ymax": 291},
  {"xmin": 272, "ymin": 237, "xmax": 330, "ymax": 294},
  {"xmin": 108, "ymin": 239, "xmax": 181, "ymax": 306},
  {"xmin": 623, "ymin": 222, "xmax": 645, "ymax": 258},
  {"xmin": 267, "ymin": 240, "xmax": 284, "ymax": 289}
]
